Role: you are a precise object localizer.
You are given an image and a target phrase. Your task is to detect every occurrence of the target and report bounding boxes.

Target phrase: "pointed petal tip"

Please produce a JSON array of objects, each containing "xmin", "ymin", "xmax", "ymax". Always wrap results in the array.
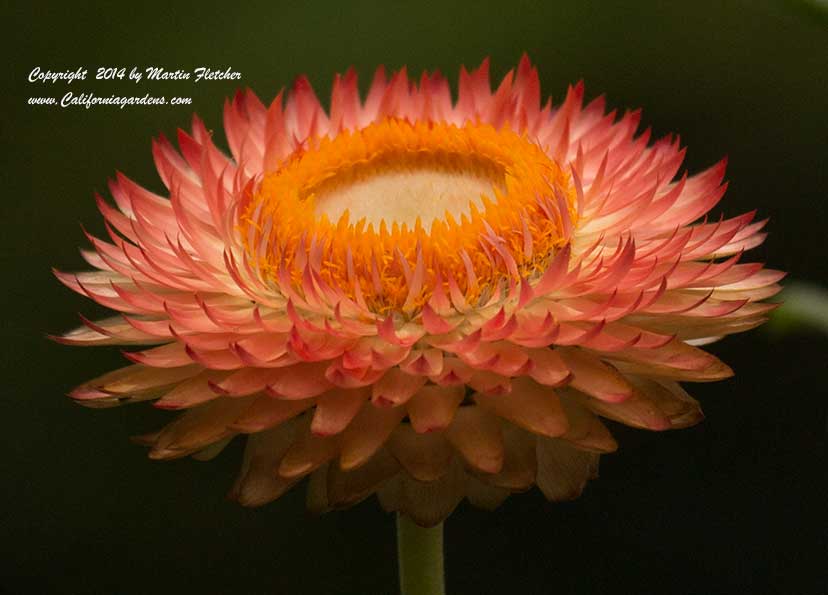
[
  {"xmin": 207, "ymin": 380, "xmax": 230, "ymax": 395},
  {"xmin": 152, "ymin": 401, "xmax": 182, "ymax": 411},
  {"xmin": 46, "ymin": 333, "xmax": 68, "ymax": 345},
  {"xmin": 373, "ymin": 396, "xmax": 396, "ymax": 407},
  {"xmin": 120, "ymin": 350, "xmax": 142, "ymax": 364}
]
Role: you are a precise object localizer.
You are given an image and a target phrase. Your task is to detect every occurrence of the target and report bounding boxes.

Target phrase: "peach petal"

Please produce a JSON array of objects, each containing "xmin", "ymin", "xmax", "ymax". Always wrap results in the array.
[
  {"xmin": 564, "ymin": 386, "xmax": 672, "ymax": 431},
  {"xmin": 371, "ymin": 368, "xmax": 427, "ymax": 407},
  {"xmin": 230, "ymin": 421, "xmax": 300, "ymax": 506},
  {"xmin": 429, "ymin": 357, "xmax": 473, "ymax": 386},
  {"xmin": 607, "ymin": 348, "xmax": 733, "ymax": 382},
  {"xmin": 446, "ymin": 406, "xmax": 505, "ymax": 474},
  {"xmin": 154, "ymin": 370, "xmax": 231, "ymax": 409},
  {"xmin": 406, "ymin": 385, "xmax": 464, "ymax": 433},
  {"xmin": 339, "ymin": 403, "xmax": 406, "ymax": 470},
  {"xmin": 535, "ymin": 438, "xmax": 600, "ymax": 501},
  {"xmin": 399, "ymin": 348, "xmax": 444, "ymax": 377},
  {"xmin": 388, "ymin": 425, "xmax": 454, "ymax": 482},
  {"xmin": 468, "ymin": 371, "xmax": 512, "ymax": 396},
  {"xmin": 379, "ymin": 457, "xmax": 465, "ymax": 527},
  {"xmin": 420, "ymin": 303, "xmax": 457, "ymax": 334},
  {"xmin": 278, "ymin": 421, "xmax": 340, "ymax": 478},
  {"xmin": 626, "ymin": 376, "xmax": 704, "ymax": 429},
  {"xmin": 474, "ymin": 377, "xmax": 569, "ymax": 438},
  {"xmin": 149, "ymin": 397, "xmax": 253, "ymax": 459},
  {"xmin": 229, "ymin": 395, "xmax": 314, "ymax": 433},
  {"xmin": 311, "ymin": 388, "xmax": 368, "ymax": 436},
  {"xmin": 476, "ymin": 423, "xmax": 536, "ymax": 490},
  {"xmin": 558, "ymin": 396, "xmax": 618, "ymax": 453},
  {"xmin": 266, "ymin": 362, "xmax": 333, "ymax": 399},
  {"xmin": 527, "ymin": 348, "xmax": 572, "ymax": 387},
  {"xmin": 123, "ymin": 342, "xmax": 194, "ymax": 368},
  {"xmin": 70, "ymin": 363, "xmax": 201, "ymax": 401},
  {"xmin": 191, "ymin": 436, "xmax": 233, "ymax": 461},
  {"xmin": 326, "ymin": 448, "xmax": 400, "ymax": 509},
  {"xmin": 556, "ymin": 347, "xmax": 634, "ymax": 402}
]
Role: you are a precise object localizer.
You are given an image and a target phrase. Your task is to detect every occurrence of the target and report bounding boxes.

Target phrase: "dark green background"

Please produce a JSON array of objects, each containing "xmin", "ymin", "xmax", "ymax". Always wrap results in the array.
[{"xmin": 4, "ymin": 1, "xmax": 826, "ymax": 593}]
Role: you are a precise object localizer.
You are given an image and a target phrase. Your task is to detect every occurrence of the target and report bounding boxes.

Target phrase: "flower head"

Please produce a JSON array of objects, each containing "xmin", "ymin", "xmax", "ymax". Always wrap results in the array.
[{"xmin": 56, "ymin": 57, "xmax": 781, "ymax": 526}]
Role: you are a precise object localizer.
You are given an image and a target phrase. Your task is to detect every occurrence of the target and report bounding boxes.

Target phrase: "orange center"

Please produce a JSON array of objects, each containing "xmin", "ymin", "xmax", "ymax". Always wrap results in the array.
[{"xmin": 239, "ymin": 118, "xmax": 577, "ymax": 314}]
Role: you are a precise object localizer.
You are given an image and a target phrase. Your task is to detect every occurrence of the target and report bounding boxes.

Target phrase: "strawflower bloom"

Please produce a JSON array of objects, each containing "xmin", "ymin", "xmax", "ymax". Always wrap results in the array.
[{"xmin": 55, "ymin": 57, "xmax": 781, "ymax": 527}]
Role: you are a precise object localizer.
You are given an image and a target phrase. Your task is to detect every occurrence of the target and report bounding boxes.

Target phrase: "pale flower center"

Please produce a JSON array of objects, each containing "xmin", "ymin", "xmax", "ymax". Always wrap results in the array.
[{"xmin": 310, "ymin": 153, "xmax": 506, "ymax": 228}]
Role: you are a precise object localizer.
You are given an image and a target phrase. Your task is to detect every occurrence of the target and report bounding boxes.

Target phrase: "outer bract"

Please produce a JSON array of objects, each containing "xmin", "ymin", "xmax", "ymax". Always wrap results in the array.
[{"xmin": 56, "ymin": 57, "xmax": 781, "ymax": 526}]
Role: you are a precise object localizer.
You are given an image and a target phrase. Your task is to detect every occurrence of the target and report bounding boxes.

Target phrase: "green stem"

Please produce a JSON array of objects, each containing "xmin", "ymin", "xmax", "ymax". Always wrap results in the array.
[{"xmin": 396, "ymin": 513, "xmax": 446, "ymax": 595}]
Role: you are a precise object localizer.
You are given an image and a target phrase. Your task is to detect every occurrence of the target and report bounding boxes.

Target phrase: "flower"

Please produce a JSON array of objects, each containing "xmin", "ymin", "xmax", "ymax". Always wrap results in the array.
[{"xmin": 55, "ymin": 57, "xmax": 782, "ymax": 526}]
